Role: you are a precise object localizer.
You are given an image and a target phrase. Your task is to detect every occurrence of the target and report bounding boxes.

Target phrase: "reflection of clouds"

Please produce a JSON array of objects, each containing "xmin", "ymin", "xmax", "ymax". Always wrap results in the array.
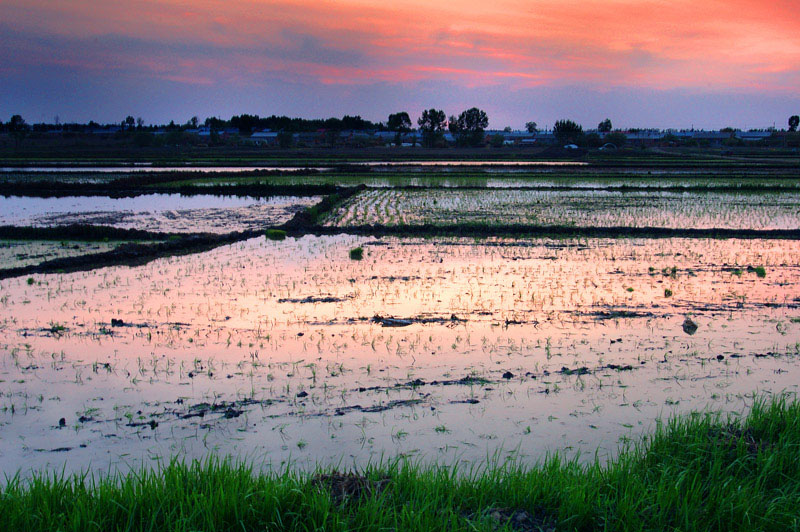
[
  {"xmin": 3, "ymin": 234, "xmax": 799, "ymax": 474},
  {"xmin": 2, "ymin": 195, "xmax": 320, "ymax": 234}
]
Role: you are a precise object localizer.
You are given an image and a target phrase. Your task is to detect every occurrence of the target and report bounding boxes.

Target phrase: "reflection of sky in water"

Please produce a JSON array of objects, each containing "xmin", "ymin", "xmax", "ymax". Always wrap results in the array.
[
  {"xmin": 0, "ymin": 194, "xmax": 320, "ymax": 233},
  {"xmin": 0, "ymin": 162, "xmax": 584, "ymax": 173},
  {"xmin": 2, "ymin": 194, "xmax": 271, "ymax": 221},
  {"xmin": 1, "ymin": 236, "xmax": 799, "ymax": 476},
  {"xmin": 0, "ymin": 166, "xmax": 330, "ymax": 173}
]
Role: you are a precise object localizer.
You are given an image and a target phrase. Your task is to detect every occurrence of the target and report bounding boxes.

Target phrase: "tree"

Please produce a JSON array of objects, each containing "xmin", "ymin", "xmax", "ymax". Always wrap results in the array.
[
  {"xmin": 584, "ymin": 132, "xmax": 602, "ymax": 148},
  {"xmin": 277, "ymin": 131, "xmax": 295, "ymax": 149},
  {"xmin": 447, "ymin": 115, "xmax": 459, "ymax": 135},
  {"xmin": 604, "ymin": 131, "xmax": 627, "ymax": 148},
  {"xmin": 388, "ymin": 112, "xmax": 412, "ymax": 146},
  {"xmin": 190, "ymin": 116, "xmax": 199, "ymax": 128},
  {"xmin": 231, "ymin": 114, "xmax": 259, "ymax": 135},
  {"xmin": 525, "ymin": 121, "xmax": 537, "ymax": 134},
  {"xmin": 453, "ymin": 107, "xmax": 489, "ymax": 147},
  {"xmin": 209, "ymin": 128, "xmax": 221, "ymax": 145},
  {"xmin": 124, "ymin": 116, "xmax": 135, "ymax": 130},
  {"xmin": 7, "ymin": 114, "xmax": 27, "ymax": 132},
  {"xmin": 417, "ymin": 108, "xmax": 447, "ymax": 147},
  {"xmin": 387, "ymin": 112, "xmax": 412, "ymax": 132},
  {"xmin": 7, "ymin": 114, "xmax": 28, "ymax": 146},
  {"xmin": 553, "ymin": 119, "xmax": 584, "ymax": 145},
  {"xmin": 136, "ymin": 117, "xmax": 144, "ymax": 129},
  {"xmin": 790, "ymin": 115, "xmax": 800, "ymax": 132},
  {"xmin": 598, "ymin": 118, "xmax": 612, "ymax": 133}
]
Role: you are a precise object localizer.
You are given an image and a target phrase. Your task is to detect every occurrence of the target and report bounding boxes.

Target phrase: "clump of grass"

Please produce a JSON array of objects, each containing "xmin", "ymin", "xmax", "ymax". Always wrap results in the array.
[
  {"xmin": 754, "ymin": 266, "xmax": 766, "ymax": 278},
  {"xmin": 48, "ymin": 322, "xmax": 66, "ymax": 334},
  {"xmin": 664, "ymin": 288, "xmax": 673, "ymax": 297},
  {"xmin": 265, "ymin": 229, "xmax": 287, "ymax": 241},
  {"xmin": 349, "ymin": 247, "xmax": 364, "ymax": 261},
  {"xmin": 26, "ymin": 277, "xmax": 34, "ymax": 285},
  {"xmin": 2, "ymin": 394, "xmax": 800, "ymax": 531}
]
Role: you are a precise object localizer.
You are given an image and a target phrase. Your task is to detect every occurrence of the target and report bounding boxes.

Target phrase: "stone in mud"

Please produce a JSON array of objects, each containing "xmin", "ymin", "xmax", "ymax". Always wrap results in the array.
[
  {"xmin": 606, "ymin": 364, "xmax": 634, "ymax": 371},
  {"xmin": 502, "ymin": 371, "xmax": 514, "ymax": 379},
  {"xmin": 682, "ymin": 316, "xmax": 699, "ymax": 335},
  {"xmin": 110, "ymin": 318, "xmax": 125, "ymax": 327},
  {"xmin": 374, "ymin": 316, "xmax": 413, "ymax": 327}
]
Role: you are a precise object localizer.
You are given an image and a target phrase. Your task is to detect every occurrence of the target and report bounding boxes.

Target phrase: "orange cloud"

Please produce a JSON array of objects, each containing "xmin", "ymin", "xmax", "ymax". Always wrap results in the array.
[{"xmin": 2, "ymin": 0, "xmax": 798, "ymax": 92}]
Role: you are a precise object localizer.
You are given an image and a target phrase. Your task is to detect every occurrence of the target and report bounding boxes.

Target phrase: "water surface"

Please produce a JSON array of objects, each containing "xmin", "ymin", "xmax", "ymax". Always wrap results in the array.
[{"xmin": 0, "ymin": 194, "xmax": 320, "ymax": 233}]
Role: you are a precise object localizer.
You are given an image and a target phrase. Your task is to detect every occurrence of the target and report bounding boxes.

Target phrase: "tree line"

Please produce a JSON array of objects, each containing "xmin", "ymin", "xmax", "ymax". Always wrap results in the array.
[{"xmin": 3, "ymin": 112, "xmax": 799, "ymax": 148}]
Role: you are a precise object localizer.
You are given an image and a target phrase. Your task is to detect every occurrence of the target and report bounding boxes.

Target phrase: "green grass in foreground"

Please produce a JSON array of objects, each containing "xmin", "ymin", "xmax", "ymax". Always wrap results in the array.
[{"xmin": 2, "ymin": 394, "xmax": 800, "ymax": 531}]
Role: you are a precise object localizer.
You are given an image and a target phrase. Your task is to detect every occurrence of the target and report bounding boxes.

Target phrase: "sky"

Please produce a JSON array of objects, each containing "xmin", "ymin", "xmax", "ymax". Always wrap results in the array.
[{"xmin": 1, "ymin": 0, "xmax": 799, "ymax": 130}]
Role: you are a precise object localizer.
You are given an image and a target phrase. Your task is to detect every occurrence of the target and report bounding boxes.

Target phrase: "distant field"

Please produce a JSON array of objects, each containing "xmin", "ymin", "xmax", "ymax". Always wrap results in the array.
[
  {"xmin": 3, "ymin": 167, "xmax": 800, "ymax": 192},
  {"xmin": 2, "ymin": 144, "xmax": 799, "ymax": 168}
]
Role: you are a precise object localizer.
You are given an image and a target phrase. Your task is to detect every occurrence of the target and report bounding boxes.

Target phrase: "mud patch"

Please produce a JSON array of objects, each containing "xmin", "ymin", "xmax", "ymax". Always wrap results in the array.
[{"xmin": 278, "ymin": 295, "xmax": 354, "ymax": 304}]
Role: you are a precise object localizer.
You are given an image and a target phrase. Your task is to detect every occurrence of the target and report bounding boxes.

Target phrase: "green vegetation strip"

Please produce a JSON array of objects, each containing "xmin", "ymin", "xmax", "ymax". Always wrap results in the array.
[
  {"xmin": 282, "ymin": 185, "xmax": 366, "ymax": 228},
  {"xmin": 2, "ymin": 149, "xmax": 798, "ymax": 168},
  {"xmin": 2, "ymin": 395, "xmax": 799, "ymax": 531}
]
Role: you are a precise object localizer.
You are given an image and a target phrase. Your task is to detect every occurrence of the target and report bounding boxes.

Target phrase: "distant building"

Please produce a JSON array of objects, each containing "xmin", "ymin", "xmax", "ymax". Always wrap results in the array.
[
  {"xmin": 249, "ymin": 129, "xmax": 279, "ymax": 146},
  {"xmin": 735, "ymin": 131, "xmax": 773, "ymax": 142},
  {"xmin": 484, "ymin": 129, "xmax": 541, "ymax": 146}
]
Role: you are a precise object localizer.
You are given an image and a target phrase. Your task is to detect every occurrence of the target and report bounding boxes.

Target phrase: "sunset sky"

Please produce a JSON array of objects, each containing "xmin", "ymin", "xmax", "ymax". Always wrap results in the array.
[{"xmin": 2, "ymin": 0, "xmax": 799, "ymax": 129}]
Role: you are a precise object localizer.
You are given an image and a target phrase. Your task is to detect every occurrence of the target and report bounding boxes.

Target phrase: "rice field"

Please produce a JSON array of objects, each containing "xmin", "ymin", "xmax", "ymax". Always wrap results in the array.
[
  {"xmin": 325, "ymin": 188, "xmax": 800, "ymax": 230},
  {"xmin": 1, "ymin": 162, "xmax": 799, "ymax": 517},
  {"xmin": 0, "ymin": 194, "xmax": 322, "ymax": 234},
  {"xmin": 1, "ymin": 234, "xmax": 799, "ymax": 477}
]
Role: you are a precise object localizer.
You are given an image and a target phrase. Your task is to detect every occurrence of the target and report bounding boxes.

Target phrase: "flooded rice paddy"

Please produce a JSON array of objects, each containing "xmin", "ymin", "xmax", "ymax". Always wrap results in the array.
[
  {"xmin": 0, "ymin": 194, "xmax": 321, "ymax": 234},
  {"xmin": 1, "ymin": 234, "xmax": 799, "ymax": 476},
  {"xmin": 326, "ymin": 189, "xmax": 800, "ymax": 230},
  {"xmin": 0, "ymin": 240, "xmax": 126, "ymax": 269}
]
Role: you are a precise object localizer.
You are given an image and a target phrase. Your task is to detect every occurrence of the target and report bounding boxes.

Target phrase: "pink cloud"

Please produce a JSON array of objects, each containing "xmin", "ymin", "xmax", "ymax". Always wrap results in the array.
[{"xmin": 1, "ymin": 0, "xmax": 798, "ymax": 92}]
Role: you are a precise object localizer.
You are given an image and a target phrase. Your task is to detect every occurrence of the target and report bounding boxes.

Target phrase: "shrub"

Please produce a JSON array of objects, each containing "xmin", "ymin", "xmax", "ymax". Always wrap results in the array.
[
  {"xmin": 265, "ymin": 229, "xmax": 287, "ymax": 241},
  {"xmin": 349, "ymin": 247, "xmax": 364, "ymax": 260}
]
